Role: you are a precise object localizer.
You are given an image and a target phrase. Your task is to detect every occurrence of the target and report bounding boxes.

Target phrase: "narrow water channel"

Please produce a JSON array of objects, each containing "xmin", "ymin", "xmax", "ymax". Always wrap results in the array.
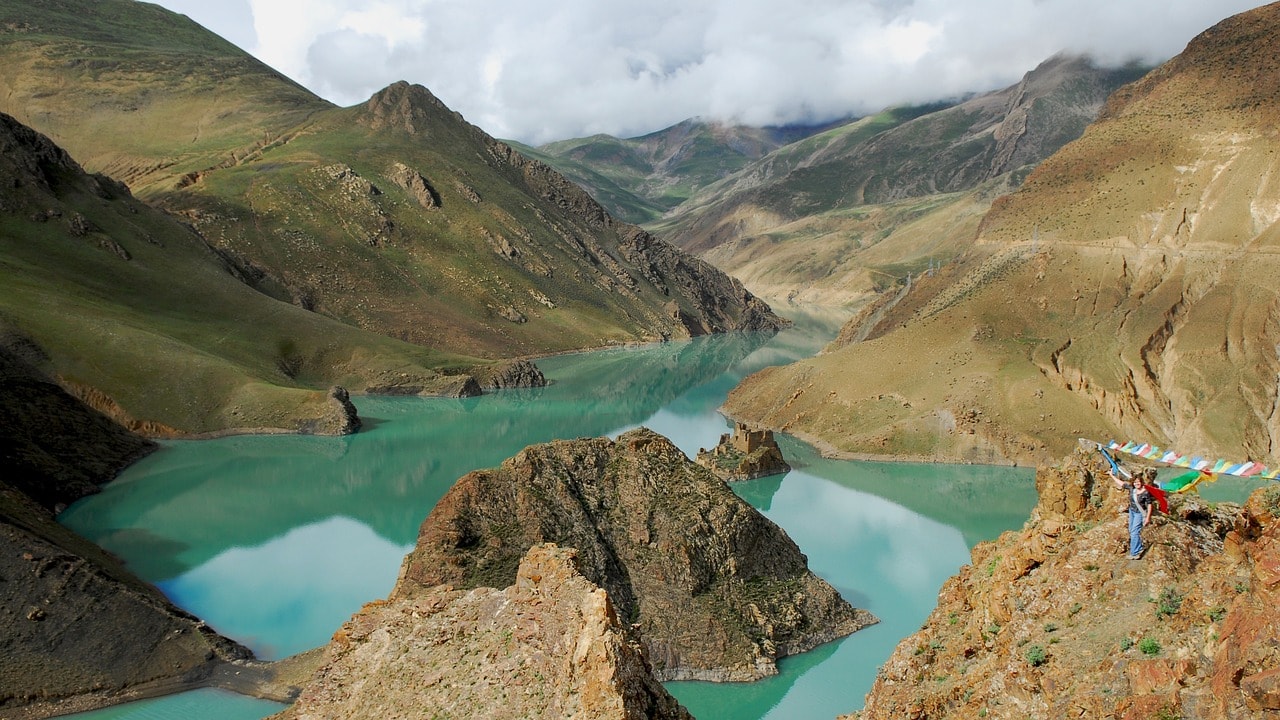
[{"xmin": 59, "ymin": 307, "xmax": 1040, "ymax": 719}]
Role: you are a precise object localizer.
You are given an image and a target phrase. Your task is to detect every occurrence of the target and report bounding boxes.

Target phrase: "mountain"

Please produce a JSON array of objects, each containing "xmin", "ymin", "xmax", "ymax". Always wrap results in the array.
[
  {"xmin": 0, "ymin": 0, "xmax": 782, "ymax": 435},
  {"xmin": 0, "ymin": 111, "xmax": 478, "ymax": 435},
  {"xmin": 513, "ymin": 118, "xmax": 844, "ymax": 225},
  {"xmin": 0, "ymin": 347, "xmax": 253, "ymax": 719},
  {"xmin": 845, "ymin": 449, "xmax": 1280, "ymax": 720},
  {"xmin": 724, "ymin": 2, "xmax": 1280, "ymax": 467},
  {"xmin": 0, "ymin": 0, "xmax": 781, "ymax": 369},
  {"xmin": 643, "ymin": 54, "xmax": 1148, "ymax": 304}
]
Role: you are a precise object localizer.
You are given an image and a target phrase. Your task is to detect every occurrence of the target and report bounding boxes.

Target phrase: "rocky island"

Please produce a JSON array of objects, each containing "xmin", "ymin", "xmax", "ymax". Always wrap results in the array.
[
  {"xmin": 396, "ymin": 427, "xmax": 876, "ymax": 682},
  {"xmin": 696, "ymin": 421, "xmax": 792, "ymax": 482}
]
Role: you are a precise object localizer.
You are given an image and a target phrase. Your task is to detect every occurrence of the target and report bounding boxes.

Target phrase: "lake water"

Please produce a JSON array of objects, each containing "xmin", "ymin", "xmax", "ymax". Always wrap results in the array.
[{"xmin": 60, "ymin": 306, "xmax": 1152, "ymax": 719}]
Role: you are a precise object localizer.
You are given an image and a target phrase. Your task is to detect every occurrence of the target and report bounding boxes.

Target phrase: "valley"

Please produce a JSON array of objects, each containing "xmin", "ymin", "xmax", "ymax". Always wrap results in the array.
[{"xmin": 3, "ymin": 0, "xmax": 1280, "ymax": 718}]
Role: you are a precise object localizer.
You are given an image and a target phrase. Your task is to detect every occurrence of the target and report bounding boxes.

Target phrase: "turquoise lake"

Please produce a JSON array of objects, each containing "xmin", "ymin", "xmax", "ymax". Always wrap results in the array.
[{"xmin": 61, "ymin": 306, "xmax": 1252, "ymax": 719}]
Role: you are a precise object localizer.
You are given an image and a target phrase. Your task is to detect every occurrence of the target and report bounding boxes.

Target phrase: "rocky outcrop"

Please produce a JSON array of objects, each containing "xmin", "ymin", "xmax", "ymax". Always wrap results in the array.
[
  {"xmin": 696, "ymin": 421, "xmax": 791, "ymax": 482},
  {"xmin": 397, "ymin": 427, "xmax": 875, "ymax": 681},
  {"xmin": 471, "ymin": 359, "xmax": 548, "ymax": 390},
  {"xmin": 844, "ymin": 446, "xmax": 1280, "ymax": 720},
  {"xmin": 274, "ymin": 544, "xmax": 692, "ymax": 720},
  {"xmin": 294, "ymin": 386, "xmax": 361, "ymax": 436},
  {"xmin": 386, "ymin": 161, "xmax": 440, "ymax": 209}
]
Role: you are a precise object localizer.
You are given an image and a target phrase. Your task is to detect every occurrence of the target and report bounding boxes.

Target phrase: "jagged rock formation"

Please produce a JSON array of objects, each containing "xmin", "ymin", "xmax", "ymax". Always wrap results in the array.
[
  {"xmin": 843, "ymin": 447, "xmax": 1280, "ymax": 719},
  {"xmin": 726, "ymin": 3, "xmax": 1280, "ymax": 468},
  {"xmin": 274, "ymin": 544, "xmax": 693, "ymax": 720},
  {"xmin": 696, "ymin": 421, "xmax": 791, "ymax": 481},
  {"xmin": 397, "ymin": 428, "xmax": 875, "ymax": 681}
]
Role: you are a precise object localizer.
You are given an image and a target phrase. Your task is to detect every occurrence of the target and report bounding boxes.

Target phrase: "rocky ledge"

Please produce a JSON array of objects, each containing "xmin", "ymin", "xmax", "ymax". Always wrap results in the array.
[
  {"xmin": 397, "ymin": 427, "xmax": 875, "ymax": 681},
  {"xmin": 273, "ymin": 544, "xmax": 691, "ymax": 720},
  {"xmin": 845, "ymin": 447, "xmax": 1280, "ymax": 719}
]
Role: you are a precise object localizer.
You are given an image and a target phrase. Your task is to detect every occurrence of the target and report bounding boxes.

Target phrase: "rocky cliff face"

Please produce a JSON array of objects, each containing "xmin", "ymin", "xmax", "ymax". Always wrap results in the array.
[
  {"xmin": 274, "ymin": 544, "xmax": 692, "ymax": 720},
  {"xmin": 397, "ymin": 427, "xmax": 875, "ymax": 681},
  {"xmin": 843, "ymin": 448, "xmax": 1280, "ymax": 719}
]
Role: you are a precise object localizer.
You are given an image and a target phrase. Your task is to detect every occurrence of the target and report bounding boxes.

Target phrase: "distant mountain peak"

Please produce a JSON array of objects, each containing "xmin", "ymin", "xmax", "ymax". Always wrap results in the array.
[{"xmin": 359, "ymin": 81, "xmax": 459, "ymax": 135}]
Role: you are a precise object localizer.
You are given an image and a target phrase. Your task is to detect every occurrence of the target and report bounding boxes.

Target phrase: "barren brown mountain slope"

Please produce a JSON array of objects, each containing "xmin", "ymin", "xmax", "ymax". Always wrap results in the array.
[
  {"xmin": 843, "ymin": 449, "xmax": 1280, "ymax": 720},
  {"xmin": 726, "ymin": 2, "xmax": 1280, "ymax": 468},
  {"xmin": 649, "ymin": 55, "xmax": 1144, "ymax": 306}
]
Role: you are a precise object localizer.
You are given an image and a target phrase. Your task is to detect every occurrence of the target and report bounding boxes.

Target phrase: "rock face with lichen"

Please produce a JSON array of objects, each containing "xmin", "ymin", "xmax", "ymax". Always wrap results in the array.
[
  {"xmin": 397, "ymin": 427, "xmax": 875, "ymax": 681},
  {"xmin": 273, "ymin": 544, "xmax": 692, "ymax": 720},
  {"xmin": 843, "ymin": 447, "xmax": 1280, "ymax": 720}
]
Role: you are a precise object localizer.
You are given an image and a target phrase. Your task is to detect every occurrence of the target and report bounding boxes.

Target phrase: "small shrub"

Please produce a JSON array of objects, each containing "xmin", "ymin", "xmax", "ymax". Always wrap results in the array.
[
  {"xmin": 1207, "ymin": 606, "xmax": 1227, "ymax": 622},
  {"xmin": 1044, "ymin": 622, "xmax": 1058, "ymax": 633},
  {"xmin": 985, "ymin": 556, "xmax": 1000, "ymax": 576},
  {"xmin": 1025, "ymin": 644, "xmax": 1047, "ymax": 666},
  {"xmin": 1139, "ymin": 637, "xmax": 1161, "ymax": 656},
  {"xmin": 1120, "ymin": 637, "xmax": 1135, "ymax": 651},
  {"xmin": 948, "ymin": 611, "xmax": 959, "ymax": 625},
  {"xmin": 1069, "ymin": 602, "xmax": 1083, "ymax": 615},
  {"xmin": 1155, "ymin": 587, "xmax": 1184, "ymax": 620}
]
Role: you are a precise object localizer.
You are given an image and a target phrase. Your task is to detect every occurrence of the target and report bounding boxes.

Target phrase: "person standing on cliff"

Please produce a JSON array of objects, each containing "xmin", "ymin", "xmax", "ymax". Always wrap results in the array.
[{"xmin": 1112, "ymin": 468, "xmax": 1155, "ymax": 559}]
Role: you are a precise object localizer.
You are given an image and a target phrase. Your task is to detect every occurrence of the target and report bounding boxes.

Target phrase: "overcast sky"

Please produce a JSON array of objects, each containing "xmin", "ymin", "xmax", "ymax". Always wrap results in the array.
[{"xmin": 149, "ymin": 0, "xmax": 1261, "ymax": 145}]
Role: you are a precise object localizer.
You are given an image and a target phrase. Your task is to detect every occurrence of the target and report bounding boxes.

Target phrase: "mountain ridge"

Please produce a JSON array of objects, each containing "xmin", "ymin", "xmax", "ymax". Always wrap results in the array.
[{"xmin": 724, "ymin": 1, "xmax": 1280, "ymax": 468}]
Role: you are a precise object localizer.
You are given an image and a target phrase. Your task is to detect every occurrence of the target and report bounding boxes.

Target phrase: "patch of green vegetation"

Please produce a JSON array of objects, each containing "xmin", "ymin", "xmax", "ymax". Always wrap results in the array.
[
  {"xmin": 1024, "ymin": 644, "xmax": 1047, "ymax": 667},
  {"xmin": 1139, "ymin": 637, "xmax": 1161, "ymax": 656},
  {"xmin": 1154, "ymin": 588, "xmax": 1184, "ymax": 620}
]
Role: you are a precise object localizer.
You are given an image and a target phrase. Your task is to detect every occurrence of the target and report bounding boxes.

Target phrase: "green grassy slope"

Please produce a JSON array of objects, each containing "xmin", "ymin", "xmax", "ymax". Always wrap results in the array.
[
  {"xmin": 523, "ymin": 119, "xmax": 844, "ymax": 225},
  {"xmin": 0, "ymin": 0, "xmax": 782, "ymax": 431},
  {"xmin": 0, "ymin": 112, "xmax": 479, "ymax": 434}
]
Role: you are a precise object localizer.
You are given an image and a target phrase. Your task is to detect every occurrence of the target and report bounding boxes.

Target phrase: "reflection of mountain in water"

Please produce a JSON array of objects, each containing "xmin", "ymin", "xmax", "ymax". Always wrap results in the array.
[
  {"xmin": 61, "ymin": 329, "xmax": 800, "ymax": 580},
  {"xmin": 777, "ymin": 436, "xmax": 1036, "ymax": 548}
]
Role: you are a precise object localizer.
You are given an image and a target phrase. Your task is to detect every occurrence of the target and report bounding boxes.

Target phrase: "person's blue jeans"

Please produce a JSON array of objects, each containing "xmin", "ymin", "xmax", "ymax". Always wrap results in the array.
[{"xmin": 1128, "ymin": 509, "xmax": 1145, "ymax": 557}]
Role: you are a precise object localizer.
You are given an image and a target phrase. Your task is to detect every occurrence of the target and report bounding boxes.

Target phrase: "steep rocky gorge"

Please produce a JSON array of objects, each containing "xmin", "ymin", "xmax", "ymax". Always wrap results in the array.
[{"xmin": 844, "ymin": 448, "xmax": 1280, "ymax": 719}]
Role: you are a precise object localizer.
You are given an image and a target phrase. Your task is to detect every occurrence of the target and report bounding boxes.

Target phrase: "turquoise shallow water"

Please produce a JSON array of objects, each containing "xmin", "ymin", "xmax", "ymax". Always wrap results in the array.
[{"xmin": 60, "ymin": 307, "xmax": 1251, "ymax": 719}]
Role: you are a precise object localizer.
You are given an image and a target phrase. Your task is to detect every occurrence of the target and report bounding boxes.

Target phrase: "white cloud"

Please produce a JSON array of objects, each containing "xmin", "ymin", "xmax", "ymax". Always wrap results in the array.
[{"xmin": 151, "ymin": 0, "xmax": 1264, "ymax": 144}]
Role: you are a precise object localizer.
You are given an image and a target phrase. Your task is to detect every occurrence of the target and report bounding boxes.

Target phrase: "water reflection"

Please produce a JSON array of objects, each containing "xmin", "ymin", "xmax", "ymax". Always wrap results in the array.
[
  {"xmin": 57, "ymin": 303, "xmax": 1043, "ymax": 720},
  {"xmin": 159, "ymin": 517, "xmax": 414, "ymax": 660}
]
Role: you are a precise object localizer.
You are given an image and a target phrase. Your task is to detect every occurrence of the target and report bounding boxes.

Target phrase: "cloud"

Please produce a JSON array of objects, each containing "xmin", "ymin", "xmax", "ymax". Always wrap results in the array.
[{"xmin": 156, "ymin": 0, "xmax": 1262, "ymax": 144}]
